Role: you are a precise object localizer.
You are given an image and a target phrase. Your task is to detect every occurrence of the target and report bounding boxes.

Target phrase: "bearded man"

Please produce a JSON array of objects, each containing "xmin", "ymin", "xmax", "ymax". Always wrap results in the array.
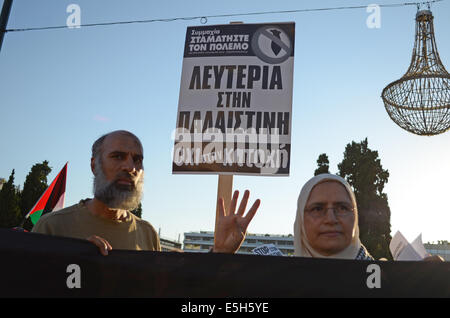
[
  {"xmin": 32, "ymin": 130, "xmax": 260, "ymax": 256},
  {"xmin": 32, "ymin": 130, "xmax": 160, "ymax": 254}
]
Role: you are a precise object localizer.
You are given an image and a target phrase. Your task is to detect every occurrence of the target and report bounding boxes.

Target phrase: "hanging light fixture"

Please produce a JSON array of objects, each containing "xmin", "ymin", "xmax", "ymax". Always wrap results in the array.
[{"xmin": 381, "ymin": 5, "xmax": 450, "ymax": 136}]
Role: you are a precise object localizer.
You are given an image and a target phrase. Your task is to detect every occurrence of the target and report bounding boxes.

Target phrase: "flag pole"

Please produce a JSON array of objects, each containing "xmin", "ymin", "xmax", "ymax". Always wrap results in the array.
[
  {"xmin": 0, "ymin": 0, "xmax": 13, "ymax": 53},
  {"xmin": 18, "ymin": 213, "xmax": 28, "ymax": 228},
  {"xmin": 18, "ymin": 162, "xmax": 68, "ymax": 229}
]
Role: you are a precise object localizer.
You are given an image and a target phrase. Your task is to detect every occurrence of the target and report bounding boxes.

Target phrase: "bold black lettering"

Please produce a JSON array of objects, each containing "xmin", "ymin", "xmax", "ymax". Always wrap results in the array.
[
  {"xmin": 269, "ymin": 66, "xmax": 282, "ymax": 89},
  {"xmin": 246, "ymin": 111, "xmax": 255, "ymax": 128},
  {"xmin": 247, "ymin": 65, "xmax": 260, "ymax": 89},
  {"xmin": 236, "ymin": 65, "xmax": 246, "ymax": 89},
  {"xmin": 202, "ymin": 66, "xmax": 212, "ymax": 89},
  {"xmin": 233, "ymin": 92, "xmax": 241, "ymax": 108},
  {"xmin": 227, "ymin": 111, "xmax": 234, "ymax": 128},
  {"xmin": 277, "ymin": 112, "xmax": 289, "ymax": 135},
  {"xmin": 242, "ymin": 92, "xmax": 251, "ymax": 108},
  {"xmin": 213, "ymin": 66, "xmax": 225, "ymax": 89},
  {"xmin": 262, "ymin": 66, "xmax": 269, "ymax": 89},
  {"xmin": 217, "ymin": 92, "xmax": 223, "ymax": 107},
  {"xmin": 189, "ymin": 66, "xmax": 201, "ymax": 89},
  {"xmin": 190, "ymin": 111, "xmax": 202, "ymax": 133},
  {"xmin": 263, "ymin": 112, "xmax": 276, "ymax": 132},
  {"xmin": 215, "ymin": 111, "xmax": 225, "ymax": 132},
  {"xmin": 225, "ymin": 65, "xmax": 236, "ymax": 89},
  {"xmin": 225, "ymin": 92, "xmax": 232, "ymax": 107},
  {"xmin": 178, "ymin": 111, "xmax": 190, "ymax": 129},
  {"xmin": 203, "ymin": 111, "xmax": 213, "ymax": 132},
  {"xmin": 256, "ymin": 112, "xmax": 262, "ymax": 132},
  {"xmin": 234, "ymin": 111, "xmax": 243, "ymax": 129}
]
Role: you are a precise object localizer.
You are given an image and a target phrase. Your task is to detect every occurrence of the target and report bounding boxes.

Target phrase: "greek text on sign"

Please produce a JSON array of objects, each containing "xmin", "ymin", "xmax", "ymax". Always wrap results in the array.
[{"xmin": 173, "ymin": 22, "xmax": 295, "ymax": 176}]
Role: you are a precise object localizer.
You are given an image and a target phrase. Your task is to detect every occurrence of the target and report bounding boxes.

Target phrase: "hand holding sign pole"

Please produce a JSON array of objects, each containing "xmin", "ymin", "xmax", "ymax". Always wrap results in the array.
[
  {"xmin": 174, "ymin": 20, "xmax": 294, "ymax": 253},
  {"xmin": 213, "ymin": 22, "xmax": 241, "ymax": 252},
  {"xmin": 213, "ymin": 22, "xmax": 245, "ymax": 252},
  {"xmin": 215, "ymin": 174, "xmax": 233, "ymax": 236}
]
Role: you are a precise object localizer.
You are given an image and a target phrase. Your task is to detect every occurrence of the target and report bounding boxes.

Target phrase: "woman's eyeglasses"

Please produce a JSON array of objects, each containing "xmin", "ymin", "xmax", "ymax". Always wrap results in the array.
[{"xmin": 305, "ymin": 203, "xmax": 354, "ymax": 219}]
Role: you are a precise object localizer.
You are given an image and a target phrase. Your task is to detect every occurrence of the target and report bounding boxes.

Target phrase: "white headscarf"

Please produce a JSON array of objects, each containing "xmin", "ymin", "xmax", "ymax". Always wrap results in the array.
[{"xmin": 293, "ymin": 174, "xmax": 361, "ymax": 259}]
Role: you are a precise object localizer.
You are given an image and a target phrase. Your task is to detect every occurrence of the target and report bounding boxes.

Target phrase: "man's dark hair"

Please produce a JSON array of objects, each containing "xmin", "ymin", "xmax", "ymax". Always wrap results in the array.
[{"xmin": 91, "ymin": 130, "xmax": 143, "ymax": 160}]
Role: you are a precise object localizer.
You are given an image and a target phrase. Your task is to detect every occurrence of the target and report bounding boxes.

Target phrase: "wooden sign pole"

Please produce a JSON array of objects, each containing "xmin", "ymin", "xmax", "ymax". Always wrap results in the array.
[
  {"xmin": 215, "ymin": 174, "xmax": 233, "ymax": 233},
  {"xmin": 214, "ymin": 21, "xmax": 242, "ymax": 235}
]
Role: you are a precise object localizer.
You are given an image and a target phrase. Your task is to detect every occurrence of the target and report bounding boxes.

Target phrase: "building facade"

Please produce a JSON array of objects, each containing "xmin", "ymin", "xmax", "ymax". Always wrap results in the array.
[
  {"xmin": 184, "ymin": 232, "xmax": 449, "ymax": 260},
  {"xmin": 183, "ymin": 231, "xmax": 295, "ymax": 256},
  {"xmin": 160, "ymin": 237, "xmax": 183, "ymax": 252},
  {"xmin": 424, "ymin": 242, "xmax": 450, "ymax": 261}
]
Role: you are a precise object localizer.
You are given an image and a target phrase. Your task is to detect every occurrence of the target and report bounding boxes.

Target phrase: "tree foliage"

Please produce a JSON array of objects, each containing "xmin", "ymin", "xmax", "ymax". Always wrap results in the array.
[
  {"xmin": 337, "ymin": 138, "xmax": 392, "ymax": 260},
  {"xmin": 0, "ymin": 170, "xmax": 22, "ymax": 228},
  {"xmin": 131, "ymin": 202, "xmax": 142, "ymax": 218},
  {"xmin": 314, "ymin": 153, "xmax": 330, "ymax": 176},
  {"xmin": 20, "ymin": 161, "xmax": 52, "ymax": 231}
]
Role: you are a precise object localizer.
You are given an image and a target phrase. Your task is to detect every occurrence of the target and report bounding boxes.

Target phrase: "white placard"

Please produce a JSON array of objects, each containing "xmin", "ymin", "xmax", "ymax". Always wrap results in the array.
[
  {"xmin": 389, "ymin": 231, "xmax": 429, "ymax": 261},
  {"xmin": 173, "ymin": 23, "xmax": 295, "ymax": 176}
]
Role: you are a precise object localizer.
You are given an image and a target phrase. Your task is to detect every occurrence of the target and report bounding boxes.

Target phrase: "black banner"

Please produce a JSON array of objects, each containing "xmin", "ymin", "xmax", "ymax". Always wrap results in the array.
[{"xmin": 0, "ymin": 229, "xmax": 448, "ymax": 298}]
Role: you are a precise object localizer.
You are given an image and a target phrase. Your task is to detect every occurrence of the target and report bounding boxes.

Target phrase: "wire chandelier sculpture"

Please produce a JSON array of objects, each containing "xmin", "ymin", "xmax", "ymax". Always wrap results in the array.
[{"xmin": 381, "ymin": 6, "xmax": 450, "ymax": 136}]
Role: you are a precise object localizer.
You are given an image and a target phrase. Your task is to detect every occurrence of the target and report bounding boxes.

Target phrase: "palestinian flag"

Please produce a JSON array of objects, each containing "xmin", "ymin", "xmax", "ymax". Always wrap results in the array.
[{"xmin": 24, "ymin": 162, "xmax": 68, "ymax": 225}]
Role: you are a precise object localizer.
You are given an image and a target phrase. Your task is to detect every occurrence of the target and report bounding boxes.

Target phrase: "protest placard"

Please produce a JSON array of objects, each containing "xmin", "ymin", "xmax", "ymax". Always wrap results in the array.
[{"xmin": 173, "ymin": 22, "xmax": 295, "ymax": 176}]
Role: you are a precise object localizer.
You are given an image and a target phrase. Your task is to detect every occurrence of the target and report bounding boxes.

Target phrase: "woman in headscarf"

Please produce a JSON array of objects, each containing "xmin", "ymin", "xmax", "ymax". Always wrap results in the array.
[{"xmin": 293, "ymin": 173, "xmax": 374, "ymax": 260}]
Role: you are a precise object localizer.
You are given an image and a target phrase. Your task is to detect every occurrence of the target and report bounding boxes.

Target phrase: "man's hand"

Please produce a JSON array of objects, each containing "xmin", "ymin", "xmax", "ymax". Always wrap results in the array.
[
  {"xmin": 87, "ymin": 235, "xmax": 112, "ymax": 256},
  {"xmin": 213, "ymin": 190, "xmax": 260, "ymax": 254}
]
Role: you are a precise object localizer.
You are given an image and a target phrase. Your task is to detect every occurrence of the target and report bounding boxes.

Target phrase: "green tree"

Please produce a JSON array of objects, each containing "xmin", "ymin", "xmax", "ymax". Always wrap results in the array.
[
  {"xmin": 0, "ymin": 170, "xmax": 22, "ymax": 228},
  {"xmin": 0, "ymin": 178, "xmax": 6, "ymax": 190},
  {"xmin": 131, "ymin": 202, "xmax": 142, "ymax": 218},
  {"xmin": 314, "ymin": 153, "xmax": 330, "ymax": 176},
  {"xmin": 337, "ymin": 138, "xmax": 392, "ymax": 260},
  {"xmin": 20, "ymin": 161, "xmax": 52, "ymax": 231}
]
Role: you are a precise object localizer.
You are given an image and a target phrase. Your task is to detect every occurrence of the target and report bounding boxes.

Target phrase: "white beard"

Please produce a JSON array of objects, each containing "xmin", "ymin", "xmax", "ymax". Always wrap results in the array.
[{"xmin": 93, "ymin": 159, "xmax": 144, "ymax": 210}]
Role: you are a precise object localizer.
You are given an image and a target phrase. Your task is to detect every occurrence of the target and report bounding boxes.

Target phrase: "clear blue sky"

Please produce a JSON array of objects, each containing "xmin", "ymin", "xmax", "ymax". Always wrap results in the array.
[{"xmin": 0, "ymin": 0, "xmax": 449, "ymax": 244}]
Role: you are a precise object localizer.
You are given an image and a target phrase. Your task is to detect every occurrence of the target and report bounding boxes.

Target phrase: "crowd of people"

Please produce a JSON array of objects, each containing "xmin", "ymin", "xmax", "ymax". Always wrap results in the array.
[{"xmin": 31, "ymin": 130, "xmax": 443, "ymax": 262}]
